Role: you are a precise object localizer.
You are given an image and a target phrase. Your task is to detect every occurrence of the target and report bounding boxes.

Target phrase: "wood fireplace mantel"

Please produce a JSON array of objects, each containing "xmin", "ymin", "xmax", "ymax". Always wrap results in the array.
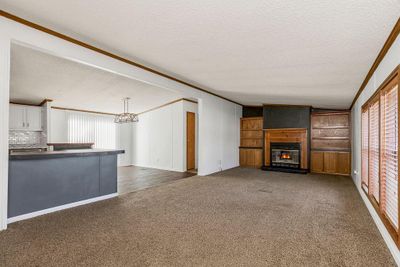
[{"xmin": 264, "ymin": 128, "xmax": 308, "ymax": 169}]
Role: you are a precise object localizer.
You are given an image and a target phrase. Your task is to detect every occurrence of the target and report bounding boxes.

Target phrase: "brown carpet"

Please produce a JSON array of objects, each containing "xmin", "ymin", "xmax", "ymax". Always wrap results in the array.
[{"xmin": 0, "ymin": 168, "xmax": 396, "ymax": 266}]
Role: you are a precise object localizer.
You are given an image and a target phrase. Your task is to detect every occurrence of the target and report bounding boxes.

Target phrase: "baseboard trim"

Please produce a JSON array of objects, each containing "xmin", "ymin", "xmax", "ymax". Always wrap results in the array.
[
  {"xmin": 7, "ymin": 193, "xmax": 118, "ymax": 224},
  {"xmin": 352, "ymin": 176, "xmax": 400, "ymax": 265}
]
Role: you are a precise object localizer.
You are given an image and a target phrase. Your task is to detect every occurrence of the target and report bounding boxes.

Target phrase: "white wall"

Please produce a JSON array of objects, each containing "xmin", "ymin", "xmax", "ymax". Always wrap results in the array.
[
  {"xmin": 351, "ymin": 34, "xmax": 400, "ymax": 264},
  {"xmin": 132, "ymin": 95, "xmax": 242, "ymax": 175},
  {"xmin": 132, "ymin": 100, "xmax": 199, "ymax": 172},
  {"xmin": 0, "ymin": 32, "xmax": 10, "ymax": 231},
  {"xmin": 50, "ymin": 108, "xmax": 68, "ymax": 143},
  {"xmin": 116, "ymin": 123, "xmax": 132, "ymax": 167},
  {"xmin": 198, "ymin": 95, "xmax": 242, "ymax": 175},
  {"xmin": 0, "ymin": 17, "xmax": 241, "ymax": 230}
]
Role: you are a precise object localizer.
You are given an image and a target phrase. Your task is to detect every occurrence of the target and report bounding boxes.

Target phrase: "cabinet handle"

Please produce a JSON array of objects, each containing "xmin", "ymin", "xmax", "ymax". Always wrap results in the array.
[
  {"xmin": 22, "ymin": 122, "xmax": 25, "ymax": 127},
  {"xmin": 27, "ymin": 122, "xmax": 29, "ymax": 127}
]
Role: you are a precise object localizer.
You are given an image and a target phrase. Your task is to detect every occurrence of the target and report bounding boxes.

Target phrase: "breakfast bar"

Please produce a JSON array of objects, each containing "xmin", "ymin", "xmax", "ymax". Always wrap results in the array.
[{"xmin": 8, "ymin": 149, "xmax": 124, "ymax": 220}]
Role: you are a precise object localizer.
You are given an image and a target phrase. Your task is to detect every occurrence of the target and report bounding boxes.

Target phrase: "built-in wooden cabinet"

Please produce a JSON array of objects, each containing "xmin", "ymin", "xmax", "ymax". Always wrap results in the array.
[
  {"xmin": 311, "ymin": 111, "xmax": 351, "ymax": 175},
  {"xmin": 9, "ymin": 104, "xmax": 42, "ymax": 131},
  {"xmin": 240, "ymin": 148, "xmax": 263, "ymax": 168},
  {"xmin": 311, "ymin": 151, "xmax": 350, "ymax": 175},
  {"xmin": 239, "ymin": 117, "xmax": 263, "ymax": 168}
]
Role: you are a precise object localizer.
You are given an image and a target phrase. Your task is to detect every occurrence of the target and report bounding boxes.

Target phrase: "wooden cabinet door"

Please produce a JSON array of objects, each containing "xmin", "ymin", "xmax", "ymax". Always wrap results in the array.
[
  {"xmin": 322, "ymin": 151, "xmax": 350, "ymax": 175},
  {"xmin": 336, "ymin": 152, "xmax": 350, "ymax": 175},
  {"xmin": 240, "ymin": 149, "xmax": 262, "ymax": 168},
  {"xmin": 254, "ymin": 149, "xmax": 263, "ymax": 168},
  {"xmin": 311, "ymin": 151, "xmax": 324, "ymax": 172},
  {"xmin": 323, "ymin": 152, "xmax": 338, "ymax": 174}
]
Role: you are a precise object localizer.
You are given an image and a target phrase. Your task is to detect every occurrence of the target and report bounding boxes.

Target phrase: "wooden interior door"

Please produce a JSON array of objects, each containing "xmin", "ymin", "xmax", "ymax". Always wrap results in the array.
[{"xmin": 186, "ymin": 112, "xmax": 196, "ymax": 170}]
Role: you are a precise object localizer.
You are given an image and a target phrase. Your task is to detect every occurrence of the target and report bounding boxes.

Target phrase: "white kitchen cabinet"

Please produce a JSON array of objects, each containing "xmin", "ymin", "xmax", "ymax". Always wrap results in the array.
[
  {"xmin": 25, "ymin": 106, "xmax": 42, "ymax": 131},
  {"xmin": 9, "ymin": 104, "xmax": 25, "ymax": 130},
  {"xmin": 9, "ymin": 104, "xmax": 42, "ymax": 131}
]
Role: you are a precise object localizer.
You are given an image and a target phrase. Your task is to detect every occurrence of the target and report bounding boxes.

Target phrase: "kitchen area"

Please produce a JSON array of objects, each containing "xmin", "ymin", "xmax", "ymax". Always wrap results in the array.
[
  {"xmin": 6, "ymin": 41, "xmax": 183, "ymax": 225},
  {"xmin": 8, "ymin": 101, "xmax": 124, "ymax": 222},
  {"xmin": 5, "ymin": 43, "xmax": 133, "ymax": 223}
]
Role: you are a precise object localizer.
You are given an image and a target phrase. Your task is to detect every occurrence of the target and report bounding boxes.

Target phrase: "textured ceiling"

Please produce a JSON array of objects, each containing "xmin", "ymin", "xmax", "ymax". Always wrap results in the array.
[
  {"xmin": 10, "ymin": 44, "xmax": 181, "ymax": 114},
  {"xmin": 2, "ymin": 0, "xmax": 400, "ymax": 108}
]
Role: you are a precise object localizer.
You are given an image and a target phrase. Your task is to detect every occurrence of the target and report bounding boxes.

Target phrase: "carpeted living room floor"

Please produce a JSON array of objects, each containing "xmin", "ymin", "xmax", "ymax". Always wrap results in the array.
[{"xmin": 0, "ymin": 168, "xmax": 396, "ymax": 266}]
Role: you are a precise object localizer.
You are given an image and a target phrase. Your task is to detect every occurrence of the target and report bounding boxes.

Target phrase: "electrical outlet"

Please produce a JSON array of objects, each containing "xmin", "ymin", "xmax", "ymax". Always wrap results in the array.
[{"xmin": 354, "ymin": 170, "xmax": 358, "ymax": 175}]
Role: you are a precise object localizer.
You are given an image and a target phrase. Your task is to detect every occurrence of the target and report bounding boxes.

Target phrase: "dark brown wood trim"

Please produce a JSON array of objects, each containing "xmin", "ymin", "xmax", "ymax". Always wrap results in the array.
[
  {"xmin": 138, "ymin": 98, "xmax": 197, "ymax": 115},
  {"xmin": 361, "ymin": 65, "xmax": 399, "ymax": 110},
  {"xmin": 367, "ymin": 190, "xmax": 399, "ymax": 248},
  {"xmin": 10, "ymin": 101, "xmax": 40, "ymax": 107},
  {"xmin": 0, "ymin": 10, "xmax": 242, "ymax": 106},
  {"xmin": 350, "ymin": 17, "xmax": 400, "ymax": 109},
  {"xmin": 39, "ymin": 98, "xmax": 53, "ymax": 106},
  {"xmin": 137, "ymin": 99, "xmax": 183, "ymax": 115},
  {"xmin": 51, "ymin": 106, "xmax": 116, "ymax": 116},
  {"xmin": 52, "ymin": 98, "xmax": 196, "ymax": 117},
  {"xmin": 182, "ymin": 98, "xmax": 198, "ymax": 104},
  {"xmin": 10, "ymin": 98, "xmax": 53, "ymax": 106}
]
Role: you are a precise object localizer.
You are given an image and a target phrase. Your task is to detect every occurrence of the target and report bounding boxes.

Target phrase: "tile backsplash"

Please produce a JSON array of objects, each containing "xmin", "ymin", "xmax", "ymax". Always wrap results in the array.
[{"xmin": 9, "ymin": 131, "xmax": 47, "ymax": 148}]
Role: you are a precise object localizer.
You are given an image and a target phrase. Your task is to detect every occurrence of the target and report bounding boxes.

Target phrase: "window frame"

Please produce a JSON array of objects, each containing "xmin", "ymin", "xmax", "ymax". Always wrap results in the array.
[{"xmin": 361, "ymin": 65, "xmax": 400, "ymax": 248}]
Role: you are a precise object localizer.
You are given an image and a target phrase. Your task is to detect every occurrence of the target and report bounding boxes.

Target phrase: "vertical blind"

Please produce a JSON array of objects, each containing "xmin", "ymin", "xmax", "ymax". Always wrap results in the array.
[
  {"xmin": 380, "ymin": 84, "xmax": 398, "ymax": 229},
  {"xmin": 361, "ymin": 109, "xmax": 369, "ymax": 192},
  {"xmin": 369, "ymin": 99, "xmax": 380, "ymax": 203},
  {"xmin": 67, "ymin": 111, "xmax": 116, "ymax": 149}
]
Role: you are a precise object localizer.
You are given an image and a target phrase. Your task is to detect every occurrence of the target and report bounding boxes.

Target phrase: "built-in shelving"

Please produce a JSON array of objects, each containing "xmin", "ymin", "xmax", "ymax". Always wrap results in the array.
[
  {"xmin": 311, "ymin": 111, "xmax": 351, "ymax": 175},
  {"xmin": 239, "ymin": 117, "xmax": 263, "ymax": 168}
]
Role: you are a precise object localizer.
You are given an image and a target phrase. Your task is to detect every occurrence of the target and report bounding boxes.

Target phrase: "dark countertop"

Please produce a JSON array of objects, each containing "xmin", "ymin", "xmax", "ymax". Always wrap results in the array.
[{"xmin": 9, "ymin": 149, "xmax": 125, "ymax": 160}]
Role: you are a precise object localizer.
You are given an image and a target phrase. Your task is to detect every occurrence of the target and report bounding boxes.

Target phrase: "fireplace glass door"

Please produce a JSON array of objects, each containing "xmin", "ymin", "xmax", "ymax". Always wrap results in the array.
[{"xmin": 270, "ymin": 143, "xmax": 301, "ymax": 169}]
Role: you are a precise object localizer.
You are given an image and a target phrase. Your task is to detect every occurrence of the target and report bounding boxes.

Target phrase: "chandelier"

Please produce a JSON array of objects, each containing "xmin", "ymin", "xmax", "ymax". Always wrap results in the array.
[{"xmin": 114, "ymin": 97, "xmax": 139, "ymax": 123}]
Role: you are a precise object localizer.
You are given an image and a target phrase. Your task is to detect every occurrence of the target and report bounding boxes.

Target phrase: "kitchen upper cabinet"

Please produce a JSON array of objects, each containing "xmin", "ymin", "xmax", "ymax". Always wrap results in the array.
[
  {"xmin": 25, "ymin": 106, "xmax": 42, "ymax": 131},
  {"xmin": 9, "ymin": 104, "xmax": 42, "ymax": 131},
  {"xmin": 9, "ymin": 104, "xmax": 25, "ymax": 130}
]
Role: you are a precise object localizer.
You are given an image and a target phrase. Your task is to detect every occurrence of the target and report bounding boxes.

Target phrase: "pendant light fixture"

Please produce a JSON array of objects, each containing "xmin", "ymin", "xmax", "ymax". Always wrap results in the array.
[{"xmin": 114, "ymin": 97, "xmax": 139, "ymax": 123}]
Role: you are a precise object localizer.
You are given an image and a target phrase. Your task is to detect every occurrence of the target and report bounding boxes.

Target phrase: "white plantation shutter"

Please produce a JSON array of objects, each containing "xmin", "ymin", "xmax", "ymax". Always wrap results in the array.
[
  {"xmin": 67, "ymin": 111, "xmax": 116, "ymax": 149},
  {"xmin": 380, "ymin": 84, "xmax": 398, "ymax": 229},
  {"xmin": 361, "ymin": 109, "xmax": 369, "ymax": 192},
  {"xmin": 369, "ymin": 99, "xmax": 380, "ymax": 203}
]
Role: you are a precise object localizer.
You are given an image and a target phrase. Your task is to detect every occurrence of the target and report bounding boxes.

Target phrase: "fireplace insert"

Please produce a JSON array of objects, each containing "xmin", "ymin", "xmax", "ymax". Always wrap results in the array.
[{"xmin": 270, "ymin": 142, "xmax": 301, "ymax": 169}]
